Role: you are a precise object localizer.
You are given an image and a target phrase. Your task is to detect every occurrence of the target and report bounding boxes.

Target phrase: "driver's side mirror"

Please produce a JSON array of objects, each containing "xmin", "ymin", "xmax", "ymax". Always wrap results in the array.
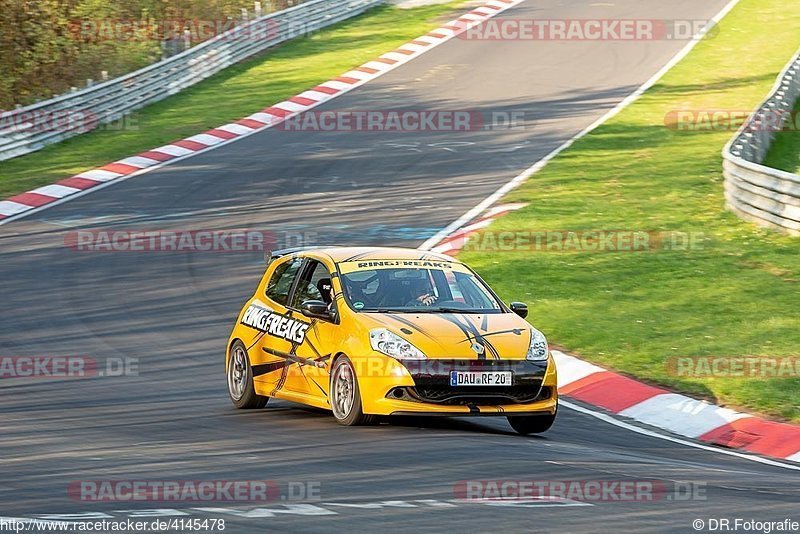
[
  {"xmin": 510, "ymin": 302, "xmax": 528, "ymax": 319},
  {"xmin": 301, "ymin": 299, "xmax": 333, "ymax": 320}
]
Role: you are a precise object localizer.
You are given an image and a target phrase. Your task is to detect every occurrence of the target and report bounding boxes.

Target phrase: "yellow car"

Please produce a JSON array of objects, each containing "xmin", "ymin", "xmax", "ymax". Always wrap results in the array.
[{"xmin": 226, "ymin": 246, "xmax": 557, "ymax": 434}]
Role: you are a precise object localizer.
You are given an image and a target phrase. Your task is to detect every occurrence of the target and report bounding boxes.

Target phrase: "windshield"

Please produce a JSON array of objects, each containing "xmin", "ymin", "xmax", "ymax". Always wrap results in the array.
[{"xmin": 339, "ymin": 262, "xmax": 503, "ymax": 313}]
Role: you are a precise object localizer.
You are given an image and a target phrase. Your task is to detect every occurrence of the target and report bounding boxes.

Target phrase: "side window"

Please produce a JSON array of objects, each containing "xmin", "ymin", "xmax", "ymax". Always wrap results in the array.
[
  {"xmin": 291, "ymin": 260, "xmax": 334, "ymax": 309},
  {"xmin": 265, "ymin": 257, "xmax": 303, "ymax": 306}
]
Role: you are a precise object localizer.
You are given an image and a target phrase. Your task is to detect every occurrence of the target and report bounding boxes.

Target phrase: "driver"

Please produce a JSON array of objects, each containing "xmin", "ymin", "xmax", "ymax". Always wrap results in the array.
[{"xmin": 406, "ymin": 278, "xmax": 438, "ymax": 307}]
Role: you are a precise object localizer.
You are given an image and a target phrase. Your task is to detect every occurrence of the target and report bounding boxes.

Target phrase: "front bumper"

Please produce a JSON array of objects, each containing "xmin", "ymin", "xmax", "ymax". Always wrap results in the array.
[{"xmin": 358, "ymin": 355, "xmax": 558, "ymax": 416}]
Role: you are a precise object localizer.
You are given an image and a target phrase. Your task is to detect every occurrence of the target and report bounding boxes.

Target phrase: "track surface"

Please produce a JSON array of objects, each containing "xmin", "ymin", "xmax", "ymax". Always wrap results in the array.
[{"xmin": 2, "ymin": 0, "xmax": 798, "ymax": 532}]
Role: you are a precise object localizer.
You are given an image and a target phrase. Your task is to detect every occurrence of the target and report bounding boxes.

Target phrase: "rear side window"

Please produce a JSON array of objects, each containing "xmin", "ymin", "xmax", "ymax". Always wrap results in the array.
[
  {"xmin": 265, "ymin": 257, "xmax": 303, "ymax": 306},
  {"xmin": 291, "ymin": 260, "xmax": 334, "ymax": 309}
]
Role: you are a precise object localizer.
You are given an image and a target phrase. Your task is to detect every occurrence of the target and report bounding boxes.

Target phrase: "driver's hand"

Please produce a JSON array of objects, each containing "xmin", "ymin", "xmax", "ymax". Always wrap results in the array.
[{"xmin": 417, "ymin": 293, "xmax": 438, "ymax": 306}]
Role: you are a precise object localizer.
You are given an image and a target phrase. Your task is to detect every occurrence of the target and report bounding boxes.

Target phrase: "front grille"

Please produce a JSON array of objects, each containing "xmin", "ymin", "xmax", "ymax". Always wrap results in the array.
[
  {"xmin": 389, "ymin": 385, "xmax": 552, "ymax": 406},
  {"xmin": 392, "ymin": 359, "xmax": 549, "ymax": 406}
]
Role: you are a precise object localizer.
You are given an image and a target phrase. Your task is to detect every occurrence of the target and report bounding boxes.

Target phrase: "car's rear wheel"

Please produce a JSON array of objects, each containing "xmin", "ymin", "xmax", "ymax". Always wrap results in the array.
[
  {"xmin": 227, "ymin": 340, "xmax": 269, "ymax": 409},
  {"xmin": 507, "ymin": 408, "xmax": 557, "ymax": 435},
  {"xmin": 330, "ymin": 356, "xmax": 377, "ymax": 426}
]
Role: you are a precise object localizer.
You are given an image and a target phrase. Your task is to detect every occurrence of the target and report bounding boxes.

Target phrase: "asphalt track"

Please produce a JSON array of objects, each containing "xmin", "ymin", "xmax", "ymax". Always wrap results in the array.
[{"xmin": 2, "ymin": 0, "xmax": 798, "ymax": 532}]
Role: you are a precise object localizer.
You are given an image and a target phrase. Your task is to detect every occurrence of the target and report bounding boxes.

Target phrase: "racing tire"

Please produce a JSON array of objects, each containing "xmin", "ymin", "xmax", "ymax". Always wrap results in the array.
[
  {"xmin": 330, "ymin": 356, "xmax": 378, "ymax": 426},
  {"xmin": 507, "ymin": 408, "xmax": 557, "ymax": 435},
  {"xmin": 227, "ymin": 340, "xmax": 269, "ymax": 409}
]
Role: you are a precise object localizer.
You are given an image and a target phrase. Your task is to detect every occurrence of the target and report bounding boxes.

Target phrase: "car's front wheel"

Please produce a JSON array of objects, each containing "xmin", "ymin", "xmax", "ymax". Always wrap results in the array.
[
  {"xmin": 507, "ymin": 408, "xmax": 557, "ymax": 435},
  {"xmin": 330, "ymin": 356, "xmax": 377, "ymax": 426},
  {"xmin": 227, "ymin": 340, "xmax": 269, "ymax": 409}
]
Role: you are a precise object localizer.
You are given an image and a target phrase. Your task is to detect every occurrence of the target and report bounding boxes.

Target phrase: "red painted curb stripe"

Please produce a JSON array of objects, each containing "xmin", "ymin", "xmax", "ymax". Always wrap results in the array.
[
  {"xmin": 333, "ymin": 76, "xmax": 360, "ymax": 84},
  {"xmin": 559, "ymin": 371, "xmax": 608, "ymax": 395},
  {"xmin": 288, "ymin": 96, "xmax": 317, "ymax": 106},
  {"xmin": 7, "ymin": 192, "xmax": 57, "ymax": 208},
  {"xmin": 699, "ymin": 419, "xmax": 800, "ymax": 458},
  {"xmin": 392, "ymin": 48, "xmax": 415, "ymax": 55},
  {"xmin": 204, "ymin": 128, "xmax": 238, "ymax": 140},
  {"xmin": 139, "ymin": 150, "xmax": 176, "ymax": 162},
  {"xmin": 262, "ymin": 106, "xmax": 291, "ymax": 118},
  {"xmin": 410, "ymin": 40, "xmax": 432, "ymax": 47},
  {"xmin": 236, "ymin": 118, "xmax": 267, "ymax": 129},
  {"xmin": 57, "ymin": 177, "xmax": 101, "ymax": 190},
  {"xmin": 562, "ymin": 372, "xmax": 666, "ymax": 413},
  {"xmin": 101, "ymin": 162, "xmax": 143, "ymax": 175},
  {"xmin": 428, "ymin": 32, "xmax": 447, "ymax": 38},
  {"xmin": 172, "ymin": 139, "xmax": 208, "ymax": 151},
  {"xmin": 312, "ymin": 85, "xmax": 340, "ymax": 95},
  {"xmin": 374, "ymin": 57, "xmax": 398, "ymax": 65},
  {"xmin": 354, "ymin": 66, "xmax": 379, "ymax": 74}
]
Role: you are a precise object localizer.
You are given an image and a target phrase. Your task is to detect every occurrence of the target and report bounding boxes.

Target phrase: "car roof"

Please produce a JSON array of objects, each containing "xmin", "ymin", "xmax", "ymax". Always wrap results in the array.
[{"xmin": 272, "ymin": 246, "xmax": 460, "ymax": 264}]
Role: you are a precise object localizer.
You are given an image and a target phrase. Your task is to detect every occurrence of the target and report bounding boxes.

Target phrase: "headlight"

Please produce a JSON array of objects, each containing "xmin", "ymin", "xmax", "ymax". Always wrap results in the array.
[
  {"xmin": 526, "ymin": 329, "xmax": 549, "ymax": 361},
  {"xmin": 369, "ymin": 328, "xmax": 427, "ymax": 360}
]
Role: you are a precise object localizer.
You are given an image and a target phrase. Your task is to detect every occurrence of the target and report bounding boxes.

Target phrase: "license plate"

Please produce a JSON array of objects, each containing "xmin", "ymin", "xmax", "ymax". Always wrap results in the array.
[{"xmin": 450, "ymin": 370, "xmax": 512, "ymax": 387}]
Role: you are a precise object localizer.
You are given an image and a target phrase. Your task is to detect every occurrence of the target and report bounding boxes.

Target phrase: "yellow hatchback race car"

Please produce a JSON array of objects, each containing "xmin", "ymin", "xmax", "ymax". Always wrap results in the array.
[{"xmin": 226, "ymin": 246, "xmax": 558, "ymax": 434}]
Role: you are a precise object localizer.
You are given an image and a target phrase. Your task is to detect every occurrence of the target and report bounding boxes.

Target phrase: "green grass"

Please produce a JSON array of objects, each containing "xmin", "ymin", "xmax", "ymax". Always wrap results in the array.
[
  {"xmin": 763, "ymin": 97, "xmax": 800, "ymax": 173},
  {"xmin": 0, "ymin": 2, "xmax": 467, "ymax": 199},
  {"xmin": 460, "ymin": 0, "xmax": 800, "ymax": 422}
]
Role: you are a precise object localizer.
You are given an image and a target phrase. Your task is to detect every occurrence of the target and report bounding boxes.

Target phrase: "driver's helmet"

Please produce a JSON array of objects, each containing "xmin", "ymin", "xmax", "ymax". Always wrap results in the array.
[{"xmin": 344, "ymin": 278, "xmax": 367, "ymax": 302}]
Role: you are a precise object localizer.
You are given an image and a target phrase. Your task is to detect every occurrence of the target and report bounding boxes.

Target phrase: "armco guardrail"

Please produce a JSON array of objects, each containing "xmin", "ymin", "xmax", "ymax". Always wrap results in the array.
[
  {"xmin": 0, "ymin": 0, "xmax": 383, "ymax": 162},
  {"xmin": 722, "ymin": 49, "xmax": 800, "ymax": 236}
]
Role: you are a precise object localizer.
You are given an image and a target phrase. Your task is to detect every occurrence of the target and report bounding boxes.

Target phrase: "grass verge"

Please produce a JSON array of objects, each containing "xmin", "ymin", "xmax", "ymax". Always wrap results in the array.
[
  {"xmin": 0, "ymin": 1, "xmax": 467, "ymax": 199},
  {"xmin": 460, "ymin": 0, "xmax": 800, "ymax": 422}
]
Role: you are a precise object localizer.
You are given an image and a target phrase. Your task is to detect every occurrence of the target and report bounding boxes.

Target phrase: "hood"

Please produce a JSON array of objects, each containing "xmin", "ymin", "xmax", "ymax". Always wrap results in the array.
[{"xmin": 364, "ymin": 311, "xmax": 534, "ymax": 360}]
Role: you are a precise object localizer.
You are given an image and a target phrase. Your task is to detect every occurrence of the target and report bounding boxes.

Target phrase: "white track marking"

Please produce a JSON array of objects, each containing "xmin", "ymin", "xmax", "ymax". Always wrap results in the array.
[
  {"xmin": 0, "ymin": 201, "xmax": 33, "ymax": 216},
  {"xmin": 618, "ymin": 393, "xmax": 752, "ymax": 438},
  {"xmin": 30, "ymin": 185, "xmax": 81, "ymax": 198},
  {"xmin": 185, "ymin": 133, "xmax": 225, "ymax": 146},
  {"xmin": 559, "ymin": 400, "xmax": 800, "ymax": 471},
  {"xmin": 150, "ymin": 144, "xmax": 194, "ymax": 157},
  {"xmin": 216, "ymin": 123, "xmax": 255, "ymax": 135},
  {"xmin": 117, "ymin": 156, "xmax": 161, "ymax": 168},
  {"xmin": 551, "ymin": 351, "xmax": 605, "ymax": 387},
  {"xmin": 74, "ymin": 169, "xmax": 122, "ymax": 182},
  {"xmin": 245, "ymin": 112, "xmax": 278, "ymax": 124}
]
